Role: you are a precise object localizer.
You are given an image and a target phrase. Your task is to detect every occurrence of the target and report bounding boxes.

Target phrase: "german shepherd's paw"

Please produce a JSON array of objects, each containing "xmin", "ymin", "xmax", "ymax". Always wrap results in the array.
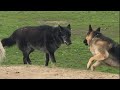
[
  {"xmin": 90, "ymin": 66, "xmax": 95, "ymax": 71},
  {"xmin": 87, "ymin": 63, "xmax": 91, "ymax": 70}
]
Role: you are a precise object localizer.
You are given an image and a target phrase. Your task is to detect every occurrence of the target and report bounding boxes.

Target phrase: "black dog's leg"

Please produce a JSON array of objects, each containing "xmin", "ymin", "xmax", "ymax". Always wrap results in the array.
[
  {"xmin": 26, "ymin": 48, "xmax": 34, "ymax": 64},
  {"xmin": 22, "ymin": 48, "xmax": 34, "ymax": 64},
  {"xmin": 18, "ymin": 41, "xmax": 34, "ymax": 64},
  {"xmin": 22, "ymin": 52, "xmax": 28, "ymax": 64},
  {"xmin": 45, "ymin": 53, "xmax": 49, "ymax": 66},
  {"xmin": 18, "ymin": 41, "xmax": 28, "ymax": 64},
  {"xmin": 49, "ymin": 52, "xmax": 56, "ymax": 64}
]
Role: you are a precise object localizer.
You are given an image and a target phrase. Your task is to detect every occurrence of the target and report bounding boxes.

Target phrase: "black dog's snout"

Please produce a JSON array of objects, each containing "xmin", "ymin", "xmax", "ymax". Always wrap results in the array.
[
  {"xmin": 69, "ymin": 42, "xmax": 72, "ymax": 45},
  {"xmin": 67, "ymin": 42, "xmax": 72, "ymax": 45},
  {"xmin": 66, "ymin": 41, "xmax": 72, "ymax": 45}
]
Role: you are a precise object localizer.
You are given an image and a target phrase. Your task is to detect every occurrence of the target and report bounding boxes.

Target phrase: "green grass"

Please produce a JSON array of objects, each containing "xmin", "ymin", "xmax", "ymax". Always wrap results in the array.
[{"xmin": 0, "ymin": 11, "xmax": 119, "ymax": 74}]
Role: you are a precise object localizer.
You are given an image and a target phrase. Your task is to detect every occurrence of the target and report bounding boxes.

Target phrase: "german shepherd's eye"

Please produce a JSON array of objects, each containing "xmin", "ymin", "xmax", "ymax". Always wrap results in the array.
[
  {"xmin": 93, "ymin": 32, "xmax": 101, "ymax": 37},
  {"xmin": 87, "ymin": 31, "xmax": 91, "ymax": 35}
]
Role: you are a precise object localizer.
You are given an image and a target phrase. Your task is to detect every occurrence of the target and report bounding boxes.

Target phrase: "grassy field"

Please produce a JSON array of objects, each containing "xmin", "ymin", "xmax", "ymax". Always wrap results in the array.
[{"xmin": 0, "ymin": 11, "xmax": 119, "ymax": 74}]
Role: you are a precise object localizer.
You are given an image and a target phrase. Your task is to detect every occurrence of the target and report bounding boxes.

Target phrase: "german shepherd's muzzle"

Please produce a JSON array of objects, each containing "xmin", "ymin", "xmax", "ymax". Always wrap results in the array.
[{"xmin": 83, "ymin": 39, "xmax": 88, "ymax": 46}]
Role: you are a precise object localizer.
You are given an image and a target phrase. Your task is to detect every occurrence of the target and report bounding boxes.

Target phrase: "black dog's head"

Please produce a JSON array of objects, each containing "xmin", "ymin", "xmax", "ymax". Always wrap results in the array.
[
  {"xmin": 58, "ymin": 24, "xmax": 72, "ymax": 45},
  {"xmin": 83, "ymin": 25, "xmax": 101, "ymax": 46}
]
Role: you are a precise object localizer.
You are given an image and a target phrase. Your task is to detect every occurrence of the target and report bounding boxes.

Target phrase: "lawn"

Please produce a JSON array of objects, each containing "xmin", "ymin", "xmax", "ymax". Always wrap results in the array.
[{"xmin": 0, "ymin": 11, "xmax": 119, "ymax": 74}]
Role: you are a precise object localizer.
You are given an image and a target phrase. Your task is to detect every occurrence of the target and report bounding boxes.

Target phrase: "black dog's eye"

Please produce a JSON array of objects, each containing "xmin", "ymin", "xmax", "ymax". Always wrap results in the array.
[
  {"xmin": 69, "ymin": 33, "xmax": 71, "ymax": 37},
  {"xmin": 63, "ymin": 36, "xmax": 66, "ymax": 38}
]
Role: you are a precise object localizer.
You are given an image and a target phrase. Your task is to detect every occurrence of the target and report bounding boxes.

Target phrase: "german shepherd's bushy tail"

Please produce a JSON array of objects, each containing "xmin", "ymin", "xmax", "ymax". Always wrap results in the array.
[{"xmin": 0, "ymin": 41, "xmax": 5, "ymax": 62}]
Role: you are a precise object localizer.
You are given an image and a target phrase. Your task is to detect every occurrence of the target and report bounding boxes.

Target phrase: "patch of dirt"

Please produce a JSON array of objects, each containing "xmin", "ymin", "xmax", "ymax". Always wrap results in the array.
[{"xmin": 0, "ymin": 65, "xmax": 119, "ymax": 79}]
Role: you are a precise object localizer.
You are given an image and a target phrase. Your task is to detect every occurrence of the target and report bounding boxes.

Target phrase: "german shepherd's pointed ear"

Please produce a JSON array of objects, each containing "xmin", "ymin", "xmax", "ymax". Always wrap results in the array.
[
  {"xmin": 96, "ymin": 27, "xmax": 100, "ymax": 32},
  {"xmin": 89, "ymin": 25, "xmax": 93, "ymax": 32},
  {"xmin": 67, "ymin": 24, "xmax": 71, "ymax": 30}
]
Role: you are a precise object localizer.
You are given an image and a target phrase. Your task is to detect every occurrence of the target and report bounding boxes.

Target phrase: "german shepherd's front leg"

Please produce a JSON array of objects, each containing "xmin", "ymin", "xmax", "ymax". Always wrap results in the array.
[
  {"xmin": 90, "ymin": 61, "xmax": 101, "ymax": 71},
  {"xmin": 87, "ymin": 51, "xmax": 109, "ymax": 70},
  {"xmin": 87, "ymin": 56, "xmax": 95, "ymax": 69}
]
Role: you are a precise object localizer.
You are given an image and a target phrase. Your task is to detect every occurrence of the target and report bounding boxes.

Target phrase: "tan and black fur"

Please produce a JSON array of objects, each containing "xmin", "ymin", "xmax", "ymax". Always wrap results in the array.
[{"xmin": 83, "ymin": 25, "xmax": 120, "ymax": 71}]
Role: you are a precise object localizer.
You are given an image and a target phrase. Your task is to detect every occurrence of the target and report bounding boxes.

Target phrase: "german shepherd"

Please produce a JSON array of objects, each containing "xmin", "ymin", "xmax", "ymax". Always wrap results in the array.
[
  {"xmin": 83, "ymin": 25, "xmax": 120, "ymax": 71},
  {"xmin": 1, "ymin": 24, "xmax": 72, "ymax": 66}
]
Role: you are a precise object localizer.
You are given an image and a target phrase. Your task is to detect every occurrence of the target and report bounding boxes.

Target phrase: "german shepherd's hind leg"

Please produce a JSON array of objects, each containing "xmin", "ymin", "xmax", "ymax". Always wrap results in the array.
[
  {"xmin": 45, "ymin": 53, "xmax": 49, "ymax": 66},
  {"xmin": 90, "ymin": 61, "xmax": 101, "ymax": 71},
  {"xmin": 87, "ymin": 50, "xmax": 109, "ymax": 70}
]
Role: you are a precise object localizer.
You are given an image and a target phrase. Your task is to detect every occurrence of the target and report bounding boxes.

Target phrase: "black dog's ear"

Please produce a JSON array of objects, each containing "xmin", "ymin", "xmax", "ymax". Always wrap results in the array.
[
  {"xmin": 96, "ymin": 27, "xmax": 100, "ymax": 32},
  {"xmin": 58, "ymin": 25, "xmax": 63, "ymax": 29},
  {"xmin": 67, "ymin": 24, "xmax": 71, "ymax": 29},
  {"xmin": 58, "ymin": 25, "xmax": 63, "ymax": 32},
  {"xmin": 89, "ymin": 25, "xmax": 93, "ymax": 32}
]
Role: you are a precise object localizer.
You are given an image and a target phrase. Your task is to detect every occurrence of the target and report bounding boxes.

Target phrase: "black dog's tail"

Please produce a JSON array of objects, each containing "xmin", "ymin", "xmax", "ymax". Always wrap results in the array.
[{"xmin": 1, "ymin": 32, "xmax": 16, "ymax": 47}]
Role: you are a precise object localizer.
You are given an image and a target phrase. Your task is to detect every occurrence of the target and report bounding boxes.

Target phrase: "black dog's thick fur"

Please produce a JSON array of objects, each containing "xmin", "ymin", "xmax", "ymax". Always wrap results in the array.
[{"xmin": 2, "ymin": 24, "xmax": 71, "ymax": 66}]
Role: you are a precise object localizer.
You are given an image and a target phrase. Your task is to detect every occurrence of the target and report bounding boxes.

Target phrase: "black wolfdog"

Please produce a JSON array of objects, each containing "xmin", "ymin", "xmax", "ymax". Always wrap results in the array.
[{"xmin": 2, "ymin": 24, "xmax": 72, "ymax": 66}]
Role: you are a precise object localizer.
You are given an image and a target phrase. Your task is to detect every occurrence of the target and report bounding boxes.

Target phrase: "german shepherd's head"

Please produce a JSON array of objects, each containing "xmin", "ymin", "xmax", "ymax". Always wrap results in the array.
[{"xmin": 83, "ymin": 25, "xmax": 101, "ymax": 46}]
